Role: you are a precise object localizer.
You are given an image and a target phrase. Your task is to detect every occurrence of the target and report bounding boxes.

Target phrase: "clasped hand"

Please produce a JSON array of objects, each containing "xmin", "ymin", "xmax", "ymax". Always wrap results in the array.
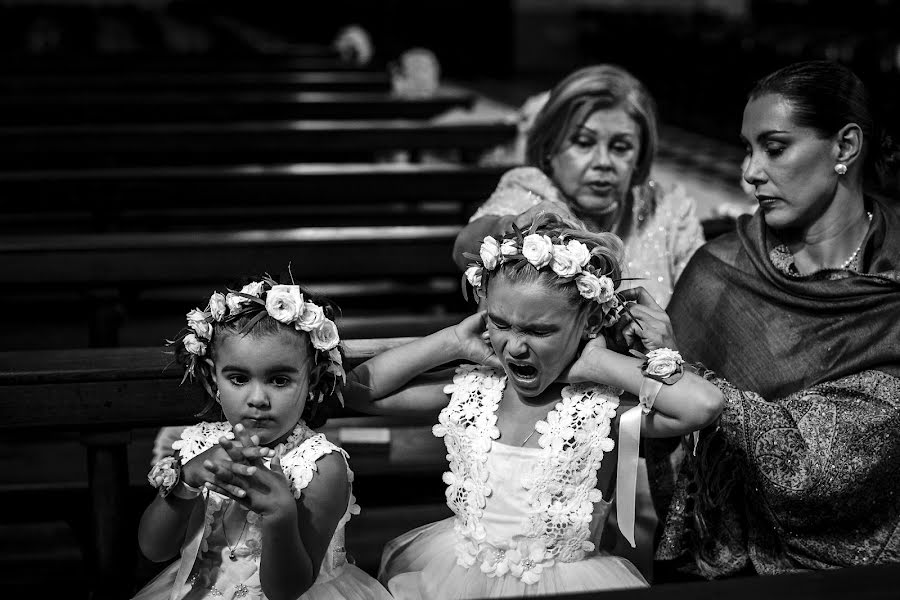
[{"xmin": 183, "ymin": 423, "xmax": 296, "ymax": 519}]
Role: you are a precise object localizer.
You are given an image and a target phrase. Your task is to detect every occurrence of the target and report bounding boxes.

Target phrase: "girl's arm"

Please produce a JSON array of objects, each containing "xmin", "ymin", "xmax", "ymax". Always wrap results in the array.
[
  {"xmin": 567, "ymin": 342, "xmax": 723, "ymax": 437},
  {"xmin": 344, "ymin": 311, "xmax": 501, "ymax": 416},
  {"xmin": 137, "ymin": 488, "xmax": 200, "ymax": 562}
]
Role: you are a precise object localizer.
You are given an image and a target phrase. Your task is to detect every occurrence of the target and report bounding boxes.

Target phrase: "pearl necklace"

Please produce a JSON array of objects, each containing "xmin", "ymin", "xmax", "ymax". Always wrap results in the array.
[{"xmin": 837, "ymin": 211, "xmax": 873, "ymax": 270}]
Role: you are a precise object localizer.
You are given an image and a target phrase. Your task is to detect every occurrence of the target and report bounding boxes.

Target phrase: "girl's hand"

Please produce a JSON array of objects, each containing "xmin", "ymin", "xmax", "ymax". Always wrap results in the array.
[
  {"xmin": 558, "ymin": 335, "xmax": 609, "ymax": 383},
  {"xmin": 452, "ymin": 311, "xmax": 503, "ymax": 369},
  {"xmin": 204, "ymin": 452, "xmax": 297, "ymax": 520},
  {"xmin": 219, "ymin": 423, "xmax": 275, "ymax": 467},
  {"xmin": 612, "ymin": 287, "xmax": 678, "ymax": 353}
]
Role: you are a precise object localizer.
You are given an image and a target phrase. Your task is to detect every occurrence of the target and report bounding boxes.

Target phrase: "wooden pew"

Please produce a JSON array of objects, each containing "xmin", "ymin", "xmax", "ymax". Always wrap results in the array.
[
  {"xmin": 0, "ymin": 225, "xmax": 468, "ymax": 347},
  {"xmin": 0, "ymin": 89, "xmax": 477, "ymax": 125},
  {"xmin": 0, "ymin": 70, "xmax": 392, "ymax": 94},
  {"xmin": 0, "ymin": 120, "xmax": 515, "ymax": 169},
  {"xmin": 0, "ymin": 163, "xmax": 506, "ymax": 231}
]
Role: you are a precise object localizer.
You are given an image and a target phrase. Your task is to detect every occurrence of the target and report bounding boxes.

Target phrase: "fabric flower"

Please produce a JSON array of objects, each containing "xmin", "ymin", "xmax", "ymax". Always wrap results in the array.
[
  {"xmin": 265, "ymin": 285, "xmax": 303, "ymax": 324},
  {"xmin": 183, "ymin": 333, "xmax": 207, "ymax": 356},
  {"xmin": 186, "ymin": 308, "xmax": 212, "ymax": 339},
  {"xmin": 295, "ymin": 301, "xmax": 325, "ymax": 332},
  {"xmin": 465, "ymin": 266, "xmax": 483, "ymax": 288},
  {"xmin": 566, "ymin": 240, "xmax": 592, "ymax": 268},
  {"xmin": 645, "ymin": 348, "xmax": 683, "ymax": 378},
  {"xmin": 480, "ymin": 236, "xmax": 502, "ymax": 270},
  {"xmin": 550, "ymin": 244, "xmax": 580, "ymax": 277},
  {"xmin": 208, "ymin": 292, "xmax": 227, "ymax": 322},
  {"xmin": 310, "ymin": 318, "xmax": 340, "ymax": 351},
  {"xmin": 521, "ymin": 234, "xmax": 553, "ymax": 268}
]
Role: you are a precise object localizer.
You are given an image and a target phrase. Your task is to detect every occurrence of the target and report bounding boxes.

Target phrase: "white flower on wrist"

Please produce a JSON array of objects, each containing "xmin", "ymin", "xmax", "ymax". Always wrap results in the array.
[
  {"xmin": 310, "ymin": 318, "xmax": 340, "ymax": 351},
  {"xmin": 186, "ymin": 308, "xmax": 212, "ymax": 339},
  {"xmin": 265, "ymin": 285, "xmax": 303, "ymax": 324},
  {"xmin": 645, "ymin": 348, "xmax": 683, "ymax": 379},
  {"xmin": 521, "ymin": 234, "xmax": 553, "ymax": 268},
  {"xmin": 208, "ymin": 292, "xmax": 227, "ymax": 322},
  {"xmin": 549, "ymin": 244, "xmax": 580, "ymax": 277},
  {"xmin": 479, "ymin": 236, "xmax": 501, "ymax": 270},
  {"xmin": 183, "ymin": 333, "xmax": 207, "ymax": 356},
  {"xmin": 465, "ymin": 266, "xmax": 483, "ymax": 287}
]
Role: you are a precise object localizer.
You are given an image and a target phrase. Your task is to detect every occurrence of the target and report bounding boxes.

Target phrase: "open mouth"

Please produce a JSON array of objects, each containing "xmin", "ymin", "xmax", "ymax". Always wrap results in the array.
[
  {"xmin": 587, "ymin": 182, "xmax": 615, "ymax": 194},
  {"xmin": 507, "ymin": 361, "xmax": 538, "ymax": 381}
]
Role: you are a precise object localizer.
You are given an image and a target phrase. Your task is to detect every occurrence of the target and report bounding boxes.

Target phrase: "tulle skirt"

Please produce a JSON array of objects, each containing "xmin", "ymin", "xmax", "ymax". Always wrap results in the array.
[
  {"xmin": 380, "ymin": 517, "xmax": 648, "ymax": 599},
  {"xmin": 132, "ymin": 560, "xmax": 391, "ymax": 600}
]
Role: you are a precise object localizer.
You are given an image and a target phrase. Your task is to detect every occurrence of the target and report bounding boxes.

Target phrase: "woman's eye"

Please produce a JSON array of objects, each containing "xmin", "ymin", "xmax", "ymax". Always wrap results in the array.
[
  {"xmin": 765, "ymin": 144, "xmax": 785, "ymax": 156},
  {"xmin": 572, "ymin": 136, "xmax": 594, "ymax": 148},
  {"xmin": 611, "ymin": 142, "xmax": 633, "ymax": 153}
]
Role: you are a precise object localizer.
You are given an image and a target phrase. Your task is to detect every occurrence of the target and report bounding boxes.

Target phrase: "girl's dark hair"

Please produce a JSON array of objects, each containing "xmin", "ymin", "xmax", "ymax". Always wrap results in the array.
[{"xmin": 749, "ymin": 60, "xmax": 898, "ymax": 190}]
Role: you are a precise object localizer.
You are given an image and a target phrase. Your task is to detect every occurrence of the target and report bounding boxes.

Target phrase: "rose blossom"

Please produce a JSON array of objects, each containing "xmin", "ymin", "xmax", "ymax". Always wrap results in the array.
[
  {"xmin": 265, "ymin": 285, "xmax": 303, "ymax": 324},
  {"xmin": 183, "ymin": 333, "xmax": 207, "ymax": 356},
  {"xmin": 500, "ymin": 239, "xmax": 518, "ymax": 260},
  {"xmin": 186, "ymin": 308, "xmax": 212, "ymax": 339},
  {"xmin": 521, "ymin": 234, "xmax": 553, "ymax": 268},
  {"xmin": 310, "ymin": 318, "xmax": 340, "ymax": 351},
  {"xmin": 295, "ymin": 301, "xmax": 325, "ymax": 332},
  {"xmin": 566, "ymin": 240, "xmax": 592, "ymax": 268},
  {"xmin": 645, "ymin": 348, "xmax": 683, "ymax": 378},
  {"xmin": 208, "ymin": 292, "xmax": 227, "ymax": 321},
  {"xmin": 550, "ymin": 245, "xmax": 580, "ymax": 277},
  {"xmin": 465, "ymin": 266, "xmax": 483, "ymax": 288},
  {"xmin": 479, "ymin": 236, "xmax": 501, "ymax": 270}
]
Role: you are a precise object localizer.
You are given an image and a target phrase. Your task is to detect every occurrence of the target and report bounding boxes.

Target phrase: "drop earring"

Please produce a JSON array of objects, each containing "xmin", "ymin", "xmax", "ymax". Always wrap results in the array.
[
  {"xmin": 834, "ymin": 163, "xmax": 847, "ymax": 175},
  {"xmin": 215, "ymin": 389, "xmax": 221, "ymax": 404}
]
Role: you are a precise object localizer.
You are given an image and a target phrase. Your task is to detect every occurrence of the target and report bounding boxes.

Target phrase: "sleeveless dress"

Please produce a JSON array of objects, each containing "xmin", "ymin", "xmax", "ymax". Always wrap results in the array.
[
  {"xmin": 133, "ymin": 421, "xmax": 391, "ymax": 600},
  {"xmin": 380, "ymin": 365, "xmax": 648, "ymax": 598}
]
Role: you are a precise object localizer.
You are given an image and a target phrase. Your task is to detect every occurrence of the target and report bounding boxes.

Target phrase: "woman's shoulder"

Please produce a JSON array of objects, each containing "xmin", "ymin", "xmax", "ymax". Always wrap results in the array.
[{"xmin": 172, "ymin": 421, "xmax": 234, "ymax": 463}]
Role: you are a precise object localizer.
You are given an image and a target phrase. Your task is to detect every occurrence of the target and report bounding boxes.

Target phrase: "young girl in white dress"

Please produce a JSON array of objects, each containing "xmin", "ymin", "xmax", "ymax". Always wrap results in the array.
[
  {"xmin": 345, "ymin": 215, "xmax": 724, "ymax": 598},
  {"xmin": 133, "ymin": 276, "xmax": 391, "ymax": 600}
]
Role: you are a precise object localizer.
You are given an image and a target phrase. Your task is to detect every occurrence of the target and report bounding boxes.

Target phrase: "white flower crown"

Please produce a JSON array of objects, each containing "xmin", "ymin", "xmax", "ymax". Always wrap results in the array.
[
  {"xmin": 463, "ymin": 229, "xmax": 626, "ymax": 327},
  {"xmin": 170, "ymin": 277, "xmax": 346, "ymax": 407}
]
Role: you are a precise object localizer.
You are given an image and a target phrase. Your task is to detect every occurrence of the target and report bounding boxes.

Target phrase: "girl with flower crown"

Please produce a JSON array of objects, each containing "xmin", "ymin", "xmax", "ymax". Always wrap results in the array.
[
  {"xmin": 133, "ymin": 276, "xmax": 391, "ymax": 600},
  {"xmin": 344, "ymin": 215, "xmax": 724, "ymax": 599}
]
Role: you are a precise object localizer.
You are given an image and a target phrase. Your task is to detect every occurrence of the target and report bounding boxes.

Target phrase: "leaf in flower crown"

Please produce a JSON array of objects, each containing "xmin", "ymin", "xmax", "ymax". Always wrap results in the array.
[
  {"xmin": 237, "ymin": 309, "xmax": 268, "ymax": 335},
  {"xmin": 462, "ymin": 252, "xmax": 480, "ymax": 262},
  {"xmin": 461, "ymin": 271, "xmax": 470, "ymax": 303},
  {"xmin": 511, "ymin": 223, "xmax": 525, "ymax": 246}
]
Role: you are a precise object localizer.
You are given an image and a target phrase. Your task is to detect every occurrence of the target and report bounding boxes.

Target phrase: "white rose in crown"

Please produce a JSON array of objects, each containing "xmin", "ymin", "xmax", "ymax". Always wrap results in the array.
[
  {"xmin": 480, "ymin": 236, "xmax": 502, "ymax": 270},
  {"xmin": 521, "ymin": 234, "xmax": 553, "ymax": 268},
  {"xmin": 645, "ymin": 348, "xmax": 683, "ymax": 379},
  {"xmin": 226, "ymin": 281, "xmax": 265, "ymax": 311},
  {"xmin": 208, "ymin": 292, "xmax": 227, "ymax": 322},
  {"xmin": 183, "ymin": 333, "xmax": 207, "ymax": 356},
  {"xmin": 575, "ymin": 273, "xmax": 615, "ymax": 303},
  {"xmin": 241, "ymin": 281, "xmax": 265, "ymax": 297},
  {"xmin": 266, "ymin": 285, "xmax": 303, "ymax": 324},
  {"xmin": 310, "ymin": 318, "xmax": 340, "ymax": 351},
  {"xmin": 295, "ymin": 301, "xmax": 325, "ymax": 332},
  {"xmin": 186, "ymin": 308, "xmax": 212, "ymax": 339},
  {"xmin": 500, "ymin": 239, "xmax": 518, "ymax": 260},
  {"xmin": 566, "ymin": 239, "xmax": 592, "ymax": 268},
  {"xmin": 465, "ymin": 265, "xmax": 483, "ymax": 288},
  {"xmin": 550, "ymin": 244, "xmax": 580, "ymax": 277}
]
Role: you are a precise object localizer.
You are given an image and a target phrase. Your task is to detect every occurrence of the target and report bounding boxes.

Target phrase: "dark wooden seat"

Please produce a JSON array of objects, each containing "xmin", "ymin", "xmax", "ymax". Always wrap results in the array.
[
  {"xmin": 0, "ymin": 120, "xmax": 515, "ymax": 169},
  {"xmin": 0, "ymin": 163, "xmax": 505, "ymax": 231},
  {"xmin": 0, "ymin": 89, "xmax": 477, "ymax": 125},
  {"xmin": 0, "ymin": 70, "xmax": 392, "ymax": 94}
]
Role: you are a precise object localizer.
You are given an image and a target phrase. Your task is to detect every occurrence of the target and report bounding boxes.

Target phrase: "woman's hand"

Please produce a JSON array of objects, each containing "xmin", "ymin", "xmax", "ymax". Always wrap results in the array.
[
  {"xmin": 513, "ymin": 200, "xmax": 578, "ymax": 229},
  {"xmin": 452, "ymin": 311, "xmax": 503, "ymax": 369},
  {"xmin": 558, "ymin": 335, "xmax": 610, "ymax": 383},
  {"xmin": 611, "ymin": 287, "xmax": 678, "ymax": 353}
]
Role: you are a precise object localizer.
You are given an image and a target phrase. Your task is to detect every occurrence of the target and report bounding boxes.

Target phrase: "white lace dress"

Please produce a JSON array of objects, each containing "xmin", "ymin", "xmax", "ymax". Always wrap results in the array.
[
  {"xmin": 379, "ymin": 365, "xmax": 648, "ymax": 599},
  {"xmin": 133, "ymin": 421, "xmax": 391, "ymax": 600}
]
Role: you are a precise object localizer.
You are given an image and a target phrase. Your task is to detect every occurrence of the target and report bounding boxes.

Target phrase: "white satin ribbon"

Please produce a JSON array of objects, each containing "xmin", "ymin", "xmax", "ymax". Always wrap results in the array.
[{"xmin": 615, "ymin": 377, "xmax": 662, "ymax": 548}]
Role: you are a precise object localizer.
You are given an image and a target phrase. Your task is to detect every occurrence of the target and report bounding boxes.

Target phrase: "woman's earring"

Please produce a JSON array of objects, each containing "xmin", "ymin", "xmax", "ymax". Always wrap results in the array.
[{"xmin": 834, "ymin": 163, "xmax": 847, "ymax": 175}]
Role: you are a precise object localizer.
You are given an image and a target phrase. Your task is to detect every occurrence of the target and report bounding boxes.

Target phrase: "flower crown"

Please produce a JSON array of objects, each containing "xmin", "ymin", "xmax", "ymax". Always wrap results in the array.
[
  {"xmin": 168, "ymin": 275, "xmax": 346, "ymax": 410},
  {"xmin": 462, "ymin": 223, "xmax": 628, "ymax": 328}
]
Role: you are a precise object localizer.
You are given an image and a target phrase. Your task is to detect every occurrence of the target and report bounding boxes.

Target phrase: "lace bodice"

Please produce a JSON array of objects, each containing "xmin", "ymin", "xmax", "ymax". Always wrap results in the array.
[
  {"xmin": 433, "ymin": 365, "xmax": 620, "ymax": 585},
  {"xmin": 172, "ymin": 421, "xmax": 360, "ymax": 599}
]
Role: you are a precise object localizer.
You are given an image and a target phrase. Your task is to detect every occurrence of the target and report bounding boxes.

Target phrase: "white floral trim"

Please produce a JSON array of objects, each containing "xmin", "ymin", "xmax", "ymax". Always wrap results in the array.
[{"xmin": 434, "ymin": 365, "xmax": 620, "ymax": 585}]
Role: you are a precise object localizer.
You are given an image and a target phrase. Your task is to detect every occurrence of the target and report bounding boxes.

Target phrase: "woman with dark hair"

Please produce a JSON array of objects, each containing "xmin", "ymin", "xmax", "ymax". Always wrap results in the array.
[
  {"xmin": 453, "ymin": 64, "xmax": 705, "ymax": 309},
  {"xmin": 623, "ymin": 60, "xmax": 900, "ymax": 577}
]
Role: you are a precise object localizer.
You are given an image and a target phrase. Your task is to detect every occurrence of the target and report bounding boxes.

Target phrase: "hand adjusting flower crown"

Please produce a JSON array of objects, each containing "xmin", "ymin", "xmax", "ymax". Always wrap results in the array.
[
  {"xmin": 168, "ymin": 275, "xmax": 346, "ymax": 408},
  {"xmin": 462, "ymin": 223, "xmax": 627, "ymax": 328}
]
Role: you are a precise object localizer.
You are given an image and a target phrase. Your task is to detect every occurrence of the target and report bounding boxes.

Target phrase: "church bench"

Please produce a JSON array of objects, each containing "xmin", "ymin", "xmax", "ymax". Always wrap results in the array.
[
  {"xmin": 0, "ymin": 163, "xmax": 504, "ymax": 232},
  {"xmin": 0, "ymin": 224, "xmax": 468, "ymax": 347},
  {"xmin": 0, "ymin": 89, "xmax": 477, "ymax": 126},
  {"xmin": 0, "ymin": 120, "xmax": 515, "ymax": 169},
  {"xmin": 0, "ymin": 70, "xmax": 392, "ymax": 94}
]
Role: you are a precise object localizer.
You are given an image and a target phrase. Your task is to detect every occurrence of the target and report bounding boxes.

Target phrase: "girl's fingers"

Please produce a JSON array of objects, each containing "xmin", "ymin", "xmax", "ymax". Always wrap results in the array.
[
  {"xmin": 219, "ymin": 437, "xmax": 246, "ymax": 463},
  {"xmin": 269, "ymin": 452, "xmax": 284, "ymax": 477},
  {"xmin": 204, "ymin": 480, "xmax": 247, "ymax": 500},
  {"xmin": 223, "ymin": 461, "xmax": 258, "ymax": 478}
]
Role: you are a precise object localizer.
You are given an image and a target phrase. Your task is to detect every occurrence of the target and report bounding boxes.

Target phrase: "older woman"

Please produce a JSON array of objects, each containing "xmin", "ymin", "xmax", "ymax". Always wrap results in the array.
[
  {"xmin": 453, "ymin": 64, "xmax": 705, "ymax": 308},
  {"xmin": 628, "ymin": 60, "xmax": 900, "ymax": 577}
]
